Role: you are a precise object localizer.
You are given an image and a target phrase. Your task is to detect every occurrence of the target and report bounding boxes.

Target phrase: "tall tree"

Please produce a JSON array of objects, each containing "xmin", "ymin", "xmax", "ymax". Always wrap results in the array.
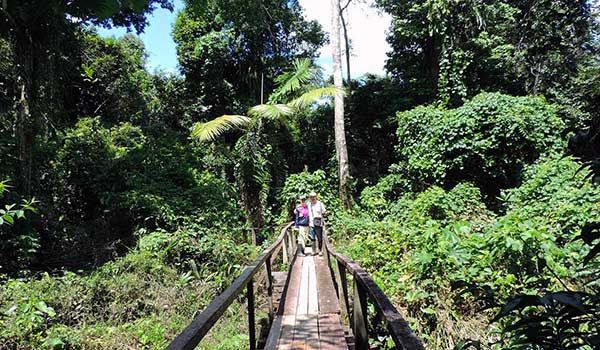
[
  {"xmin": 0, "ymin": 0, "xmax": 173, "ymax": 196},
  {"xmin": 377, "ymin": 0, "xmax": 596, "ymax": 107},
  {"xmin": 331, "ymin": 0, "xmax": 352, "ymax": 208},
  {"xmin": 191, "ymin": 59, "xmax": 339, "ymax": 242},
  {"xmin": 173, "ymin": 0, "xmax": 325, "ymax": 123},
  {"xmin": 79, "ymin": 31, "xmax": 153, "ymax": 124}
]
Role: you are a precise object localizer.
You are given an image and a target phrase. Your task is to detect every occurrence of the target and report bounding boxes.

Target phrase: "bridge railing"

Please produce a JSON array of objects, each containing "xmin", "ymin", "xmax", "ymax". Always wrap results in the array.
[
  {"xmin": 323, "ymin": 228, "xmax": 424, "ymax": 350},
  {"xmin": 166, "ymin": 222, "xmax": 296, "ymax": 350}
]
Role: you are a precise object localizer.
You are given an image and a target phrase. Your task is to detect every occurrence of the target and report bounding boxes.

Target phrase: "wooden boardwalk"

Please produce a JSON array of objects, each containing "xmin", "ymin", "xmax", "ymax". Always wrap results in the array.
[
  {"xmin": 166, "ymin": 224, "xmax": 423, "ymax": 350},
  {"xmin": 264, "ymin": 249, "xmax": 350, "ymax": 350}
]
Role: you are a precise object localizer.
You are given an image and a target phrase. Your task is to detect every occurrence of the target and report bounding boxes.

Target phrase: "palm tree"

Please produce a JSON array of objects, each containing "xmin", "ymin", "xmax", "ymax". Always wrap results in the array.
[{"xmin": 191, "ymin": 58, "xmax": 341, "ymax": 244}]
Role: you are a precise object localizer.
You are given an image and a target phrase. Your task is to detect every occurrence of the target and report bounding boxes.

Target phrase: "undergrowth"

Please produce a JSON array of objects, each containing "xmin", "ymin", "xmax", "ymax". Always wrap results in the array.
[
  {"xmin": 0, "ymin": 227, "xmax": 258, "ymax": 349},
  {"xmin": 331, "ymin": 156, "xmax": 600, "ymax": 349}
]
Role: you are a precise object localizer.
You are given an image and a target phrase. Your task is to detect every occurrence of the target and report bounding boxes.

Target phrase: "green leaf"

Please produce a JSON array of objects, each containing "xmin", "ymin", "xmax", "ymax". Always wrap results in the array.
[
  {"xmin": 190, "ymin": 115, "xmax": 252, "ymax": 142},
  {"xmin": 288, "ymin": 86, "xmax": 343, "ymax": 109},
  {"xmin": 248, "ymin": 104, "xmax": 293, "ymax": 120},
  {"xmin": 3, "ymin": 214, "xmax": 14, "ymax": 225},
  {"xmin": 269, "ymin": 58, "xmax": 320, "ymax": 103},
  {"xmin": 43, "ymin": 337, "xmax": 64, "ymax": 350},
  {"xmin": 35, "ymin": 301, "xmax": 56, "ymax": 317}
]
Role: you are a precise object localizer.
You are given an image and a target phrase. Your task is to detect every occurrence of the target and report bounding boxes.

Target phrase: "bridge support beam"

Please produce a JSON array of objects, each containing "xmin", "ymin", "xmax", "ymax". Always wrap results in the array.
[
  {"xmin": 352, "ymin": 278, "xmax": 369, "ymax": 350},
  {"xmin": 332, "ymin": 259, "xmax": 351, "ymax": 328},
  {"xmin": 247, "ymin": 279, "xmax": 256, "ymax": 350},
  {"xmin": 265, "ymin": 259, "xmax": 274, "ymax": 321}
]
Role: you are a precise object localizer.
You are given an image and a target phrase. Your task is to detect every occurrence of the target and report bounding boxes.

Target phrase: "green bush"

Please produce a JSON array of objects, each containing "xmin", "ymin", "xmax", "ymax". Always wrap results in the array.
[
  {"xmin": 503, "ymin": 156, "xmax": 600, "ymax": 234},
  {"xmin": 388, "ymin": 183, "xmax": 491, "ymax": 227},
  {"xmin": 394, "ymin": 92, "xmax": 567, "ymax": 201},
  {"xmin": 339, "ymin": 183, "xmax": 491, "ymax": 294},
  {"xmin": 39, "ymin": 118, "xmax": 241, "ymax": 271},
  {"xmin": 0, "ymin": 223, "xmax": 256, "ymax": 349},
  {"xmin": 359, "ymin": 174, "xmax": 410, "ymax": 217},
  {"xmin": 336, "ymin": 156, "xmax": 600, "ymax": 348},
  {"xmin": 0, "ymin": 181, "xmax": 38, "ymax": 272},
  {"xmin": 469, "ymin": 156, "xmax": 600, "ymax": 292}
]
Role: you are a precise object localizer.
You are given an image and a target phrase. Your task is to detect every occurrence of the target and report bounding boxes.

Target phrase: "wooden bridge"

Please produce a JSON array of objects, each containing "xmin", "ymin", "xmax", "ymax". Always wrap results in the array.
[{"xmin": 166, "ymin": 223, "xmax": 424, "ymax": 350}]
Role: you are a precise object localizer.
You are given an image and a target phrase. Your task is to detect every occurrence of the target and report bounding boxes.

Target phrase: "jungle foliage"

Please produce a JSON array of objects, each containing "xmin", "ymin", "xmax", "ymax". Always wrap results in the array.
[
  {"xmin": 393, "ymin": 93, "xmax": 566, "ymax": 202},
  {"xmin": 336, "ymin": 154, "xmax": 600, "ymax": 349},
  {"xmin": 377, "ymin": 0, "xmax": 597, "ymax": 108},
  {"xmin": 0, "ymin": 0, "xmax": 599, "ymax": 349}
]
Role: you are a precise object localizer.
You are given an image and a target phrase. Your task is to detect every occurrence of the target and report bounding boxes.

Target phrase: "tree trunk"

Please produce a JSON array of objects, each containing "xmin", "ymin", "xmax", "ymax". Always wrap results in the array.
[
  {"xmin": 14, "ymin": 29, "xmax": 35, "ymax": 198},
  {"xmin": 16, "ymin": 77, "xmax": 33, "ymax": 197},
  {"xmin": 331, "ymin": 0, "xmax": 352, "ymax": 209}
]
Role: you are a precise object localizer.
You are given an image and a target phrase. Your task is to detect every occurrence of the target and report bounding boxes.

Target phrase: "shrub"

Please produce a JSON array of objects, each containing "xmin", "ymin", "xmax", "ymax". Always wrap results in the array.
[
  {"xmin": 359, "ymin": 174, "xmax": 410, "ymax": 217},
  {"xmin": 0, "ymin": 223, "xmax": 256, "ymax": 349},
  {"xmin": 503, "ymin": 156, "xmax": 600, "ymax": 234},
  {"xmin": 388, "ymin": 183, "xmax": 492, "ymax": 227},
  {"xmin": 39, "ymin": 119, "xmax": 241, "ymax": 271},
  {"xmin": 0, "ymin": 181, "xmax": 38, "ymax": 273},
  {"xmin": 394, "ymin": 92, "xmax": 567, "ymax": 201},
  {"xmin": 336, "ymin": 156, "xmax": 600, "ymax": 348},
  {"xmin": 469, "ymin": 156, "xmax": 600, "ymax": 292}
]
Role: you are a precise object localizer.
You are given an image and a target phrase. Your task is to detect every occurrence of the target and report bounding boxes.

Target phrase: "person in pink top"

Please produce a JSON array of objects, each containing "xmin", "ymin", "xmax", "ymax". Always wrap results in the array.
[{"xmin": 294, "ymin": 195, "xmax": 310, "ymax": 255}]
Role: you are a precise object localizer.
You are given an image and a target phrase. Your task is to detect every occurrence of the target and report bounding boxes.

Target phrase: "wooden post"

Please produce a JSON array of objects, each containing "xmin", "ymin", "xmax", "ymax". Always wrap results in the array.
[
  {"xmin": 292, "ymin": 231, "xmax": 298, "ymax": 255},
  {"xmin": 282, "ymin": 231, "xmax": 289, "ymax": 264},
  {"xmin": 265, "ymin": 258, "xmax": 274, "ymax": 320},
  {"xmin": 352, "ymin": 278, "xmax": 369, "ymax": 350},
  {"xmin": 335, "ymin": 260, "xmax": 351, "ymax": 327},
  {"xmin": 323, "ymin": 238, "xmax": 331, "ymax": 265},
  {"xmin": 247, "ymin": 280, "xmax": 256, "ymax": 350},
  {"xmin": 288, "ymin": 228, "xmax": 296, "ymax": 257}
]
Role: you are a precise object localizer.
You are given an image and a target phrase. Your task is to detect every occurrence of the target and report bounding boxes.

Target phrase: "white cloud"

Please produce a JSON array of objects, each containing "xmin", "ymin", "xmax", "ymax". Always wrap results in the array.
[{"xmin": 300, "ymin": 0, "xmax": 391, "ymax": 79}]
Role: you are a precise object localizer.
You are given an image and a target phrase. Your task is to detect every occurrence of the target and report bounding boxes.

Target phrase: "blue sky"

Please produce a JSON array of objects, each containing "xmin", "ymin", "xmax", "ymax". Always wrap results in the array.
[
  {"xmin": 97, "ymin": 0, "xmax": 390, "ymax": 77},
  {"xmin": 97, "ymin": 0, "xmax": 185, "ymax": 73}
]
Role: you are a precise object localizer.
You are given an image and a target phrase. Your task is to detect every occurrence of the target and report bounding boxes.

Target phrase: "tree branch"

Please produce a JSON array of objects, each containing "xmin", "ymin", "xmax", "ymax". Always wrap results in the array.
[
  {"xmin": 340, "ymin": 0, "xmax": 352, "ymax": 13},
  {"xmin": 339, "ymin": 2, "xmax": 351, "ymax": 85}
]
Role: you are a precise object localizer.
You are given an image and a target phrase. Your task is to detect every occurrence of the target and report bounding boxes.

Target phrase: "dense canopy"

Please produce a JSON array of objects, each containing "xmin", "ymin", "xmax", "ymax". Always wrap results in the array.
[{"xmin": 0, "ymin": 0, "xmax": 598, "ymax": 349}]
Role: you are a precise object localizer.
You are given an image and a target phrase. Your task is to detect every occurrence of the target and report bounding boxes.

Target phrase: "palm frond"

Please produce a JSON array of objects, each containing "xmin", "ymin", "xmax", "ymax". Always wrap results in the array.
[
  {"xmin": 288, "ymin": 86, "xmax": 345, "ymax": 109},
  {"xmin": 248, "ymin": 104, "xmax": 294, "ymax": 121},
  {"xmin": 269, "ymin": 58, "xmax": 320, "ymax": 103},
  {"xmin": 190, "ymin": 114, "xmax": 251, "ymax": 142}
]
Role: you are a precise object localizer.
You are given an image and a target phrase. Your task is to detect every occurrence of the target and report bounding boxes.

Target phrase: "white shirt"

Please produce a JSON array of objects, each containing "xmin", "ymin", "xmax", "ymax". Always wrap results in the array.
[{"xmin": 308, "ymin": 201, "xmax": 326, "ymax": 227}]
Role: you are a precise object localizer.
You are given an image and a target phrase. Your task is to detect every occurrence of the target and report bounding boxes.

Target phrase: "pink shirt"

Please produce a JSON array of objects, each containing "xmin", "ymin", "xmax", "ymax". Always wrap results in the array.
[{"xmin": 296, "ymin": 205, "xmax": 309, "ymax": 218}]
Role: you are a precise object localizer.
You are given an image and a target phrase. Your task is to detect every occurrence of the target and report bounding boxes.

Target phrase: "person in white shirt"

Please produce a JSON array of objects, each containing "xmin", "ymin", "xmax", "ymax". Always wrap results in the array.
[{"xmin": 308, "ymin": 191, "xmax": 326, "ymax": 255}]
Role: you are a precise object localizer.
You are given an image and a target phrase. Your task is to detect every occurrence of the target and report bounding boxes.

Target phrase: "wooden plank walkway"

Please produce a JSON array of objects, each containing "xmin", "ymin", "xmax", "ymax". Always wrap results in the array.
[
  {"xmin": 264, "ymin": 249, "xmax": 350, "ymax": 350},
  {"xmin": 167, "ymin": 224, "xmax": 423, "ymax": 350}
]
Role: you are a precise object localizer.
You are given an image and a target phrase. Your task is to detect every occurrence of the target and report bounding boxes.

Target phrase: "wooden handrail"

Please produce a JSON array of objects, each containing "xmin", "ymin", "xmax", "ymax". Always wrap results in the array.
[
  {"xmin": 323, "ymin": 229, "xmax": 424, "ymax": 350},
  {"xmin": 167, "ymin": 222, "xmax": 423, "ymax": 350},
  {"xmin": 166, "ymin": 222, "xmax": 295, "ymax": 350}
]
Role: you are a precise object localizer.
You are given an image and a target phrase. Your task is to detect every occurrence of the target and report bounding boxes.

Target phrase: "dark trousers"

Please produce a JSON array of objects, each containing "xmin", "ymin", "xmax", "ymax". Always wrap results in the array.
[{"xmin": 310, "ymin": 226, "xmax": 323, "ymax": 252}]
